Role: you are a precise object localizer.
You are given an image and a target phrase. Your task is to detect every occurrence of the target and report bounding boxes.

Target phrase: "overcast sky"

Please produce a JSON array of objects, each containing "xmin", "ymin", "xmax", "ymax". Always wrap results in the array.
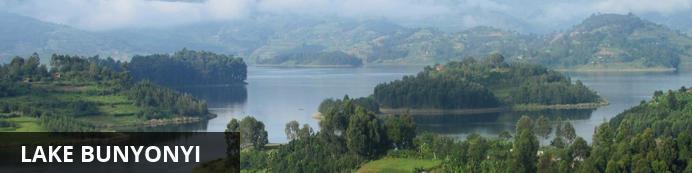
[{"xmin": 1, "ymin": 0, "xmax": 690, "ymax": 32}]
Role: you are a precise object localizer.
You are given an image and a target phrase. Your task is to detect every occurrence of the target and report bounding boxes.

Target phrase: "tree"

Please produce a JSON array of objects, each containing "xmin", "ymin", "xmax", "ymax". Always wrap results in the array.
[
  {"xmin": 285, "ymin": 120, "xmax": 300, "ymax": 141},
  {"xmin": 298, "ymin": 124, "xmax": 313, "ymax": 139},
  {"xmin": 511, "ymin": 116, "xmax": 539, "ymax": 173},
  {"xmin": 224, "ymin": 119, "xmax": 240, "ymax": 172},
  {"xmin": 666, "ymin": 91, "xmax": 678, "ymax": 109},
  {"xmin": 499, "ymin": 131, "xmax": 513, "ymax": 140},
  {"xmin": 568, "ymin": 137, "xmax": 590, "ymax": 165},
  {"xmin": 535, "ymin": 116, "xmax": 552, "ymax": 139},
  {"xmin": 236, "ymin": 117, "xmax": 268, "ymax": 150},
  {"xmin": 560, "ymin": 122, "xmax": 577, "ymax": 144},
  {"xmin": 346, "ymin": 107, "xmax": 385, "ymax": 158},
  {"xmin": 588, "ymin": 123, "xmax": 614, "ymax": 172},
  {"xmin": 384, "ymin": 114, "xmax": 416, "ymax": 149}
]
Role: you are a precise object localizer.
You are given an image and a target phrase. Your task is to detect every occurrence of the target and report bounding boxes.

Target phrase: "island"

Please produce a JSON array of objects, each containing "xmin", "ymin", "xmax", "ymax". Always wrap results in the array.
[
  {"xmin": 372, "ymin": 54, "xmax": 605, "ymax": 115},
  {"xmin": 0, "ymin": 53, "xmax": 218, "ymax": 132},
  {"xmin": 128, "ymin": 49, "xmax": 247, "ymax": 86}
]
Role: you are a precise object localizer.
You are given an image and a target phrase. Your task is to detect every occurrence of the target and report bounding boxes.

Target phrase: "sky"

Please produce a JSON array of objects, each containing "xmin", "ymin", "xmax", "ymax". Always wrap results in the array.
[{"xmin": 0, "ymin": 0, "xmax": 690, "ymax": 32}]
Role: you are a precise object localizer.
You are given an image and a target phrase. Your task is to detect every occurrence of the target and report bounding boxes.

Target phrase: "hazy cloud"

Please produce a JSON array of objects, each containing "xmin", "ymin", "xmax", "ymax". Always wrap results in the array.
[
  {"xmin": 1, "ymin": 0, "xmax": 690, "ymax": 31},
  {"xmin": 593, "ymin": 0, "xmax": 692, "ymax": 14},
  {"xmin": 0, "ymin": 0, "xmax": 451, "ymax": 31}
]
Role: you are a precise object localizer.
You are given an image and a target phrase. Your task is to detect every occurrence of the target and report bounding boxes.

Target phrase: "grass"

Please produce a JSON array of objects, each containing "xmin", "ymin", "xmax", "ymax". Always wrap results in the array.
[
  {"xmin": 357, "ymin": 158, "xmax": 441, "ymax": 173},
  {"xmin": 0, "ymin": 83, "xmax": 147, "ymax": 132},
  {"xmin": 0, "ymin": 116, "xmax": 44, "ymax": 132}
]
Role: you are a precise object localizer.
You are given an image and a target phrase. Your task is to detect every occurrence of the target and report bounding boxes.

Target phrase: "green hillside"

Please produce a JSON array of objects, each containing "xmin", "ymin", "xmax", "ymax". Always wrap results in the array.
[
  {"xmin": 526, "ymin": 13, "xmax": 692, "ymax": 70},
  {"xmin": 0, "ymin": 54, "xmax": 215, "ymax": 132}
]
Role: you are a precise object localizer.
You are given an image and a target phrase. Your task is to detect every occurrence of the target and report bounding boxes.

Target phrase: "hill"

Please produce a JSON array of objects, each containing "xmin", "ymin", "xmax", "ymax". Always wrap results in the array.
[
  {"xmin": 2, "ymin": 13, "xmax": 691, "ymax": 70},
  {"xmin": 250, "ymin": 14, "xmax": 692, "ymax": 70},
  {"xmin": 0, "ymin": 54, "xmax": 215, "ymax": 132},
  {"xmin": 524, "ymin": 13, "xmax": 692, "ymax": 71},
  {"xmin": 0, "ymin": 12, "xmax": 139, "ymax": 62}
]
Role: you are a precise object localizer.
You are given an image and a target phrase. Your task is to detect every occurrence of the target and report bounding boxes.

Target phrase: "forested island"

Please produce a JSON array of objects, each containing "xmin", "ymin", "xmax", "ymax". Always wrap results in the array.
[
  {"xmin": 128, "ymin": 49, "xmax": 247, "ymax": 86},
  {"xmin": 373, "ymin": 54, "xmax": 603, "ymax": 114},
  {"xmin": 197, "ymin": 87, "xmax": 691, "ymax": 173},
  {"xmin": 0, "ymin": 53, "xmax": 215, "ymax": 132}
]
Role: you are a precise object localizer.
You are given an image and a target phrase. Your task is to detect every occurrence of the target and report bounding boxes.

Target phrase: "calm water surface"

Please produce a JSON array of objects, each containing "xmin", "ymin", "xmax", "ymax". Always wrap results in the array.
[{"xmin": 165, "ymin": 66, "xmax": 692, "ymax": 143}]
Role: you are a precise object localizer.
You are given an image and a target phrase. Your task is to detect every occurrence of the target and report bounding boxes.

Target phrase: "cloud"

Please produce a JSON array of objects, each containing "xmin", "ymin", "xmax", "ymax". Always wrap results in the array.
[
  {"xmin": 0, "ymin": 0, "xmax": 451, "ymax": 31},
  {"xmin": 0, "ymin": 0, "xmax": 691, "ymax": 32},
  {"xmin": 592, "ymin": 0, "xmax": 692, "ymax": 14},
  {"xmin": 0, "ymin": 0, "xmax": 255, "ymax": 31}
]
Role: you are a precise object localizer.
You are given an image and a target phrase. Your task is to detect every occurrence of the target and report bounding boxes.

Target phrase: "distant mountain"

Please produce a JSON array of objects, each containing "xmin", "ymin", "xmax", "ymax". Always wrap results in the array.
[
  {"xmin": 2, "ymin": 12, "xmax": 691, "ymax": 70},
  {"xmin": 523, "ymin": 14, "xmax": 692, "ymax": 70},
  {"xmin": 250, "ymin": 14, "xmax": 692, "ymax": 70},
  {"xmin": 0, "ymin": 12, "xmax": 138, "ymax": 62}
]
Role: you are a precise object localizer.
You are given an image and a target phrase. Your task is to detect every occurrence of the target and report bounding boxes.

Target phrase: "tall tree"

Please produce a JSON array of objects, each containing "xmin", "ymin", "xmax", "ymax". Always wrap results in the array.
[
  {"xmin": 346, "ymin": 107, "xmax": 385, "ymax": 158},
  {"xmin": 535, "ymin": 116, "xmax": 552, "ymax": 139},
  {"xmin": 511, "ymin": 116, "xmax": 539, "ymax": 173},
  {"xmin": 285, "ymin": 120, "xmax": 300, "ymax": 141}
]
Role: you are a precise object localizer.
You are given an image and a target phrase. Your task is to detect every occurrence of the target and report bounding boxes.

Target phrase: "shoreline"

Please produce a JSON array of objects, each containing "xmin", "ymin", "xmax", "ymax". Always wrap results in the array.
[
  {"xmin": 379, "ymin": 100, "xmax": 609, "ymax": 116},
  {"xmin": 555, "ymin": 67, "xmax": 676, "ymax": 72},
  {"xmin": 107, "ymin": 113, "xmax": 217, "ymax": 129},
  {"xmin": 379, "ymin": 107, "xmax": 511, "ymax": 115},
  {"xmin": 512, "ymin": 99, "xmax": 609, "ymax": 111},
  {"xmin": 254, "ymin": 64, "xmax": 359, "ymax": 68}
]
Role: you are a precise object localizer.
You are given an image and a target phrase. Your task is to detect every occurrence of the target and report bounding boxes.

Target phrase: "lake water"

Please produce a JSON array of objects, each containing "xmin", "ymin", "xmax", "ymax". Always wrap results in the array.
[{"xmin": 163, "ymin": 66, "xmax": 692, "ymax": 143}]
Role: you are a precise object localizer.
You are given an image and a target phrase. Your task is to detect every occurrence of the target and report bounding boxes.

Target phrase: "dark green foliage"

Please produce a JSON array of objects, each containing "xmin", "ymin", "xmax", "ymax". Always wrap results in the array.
[
  {"xmin": 511, "ymin": 116, "xmax": 539, "ymax": 173},
  {"xmin": 511, "ymin": 80, "xmax": 599, "ymax": 105},
  {"xmin": 319, "ymin": 95, "xmax": 380, "ymax": 114},
  {"xmin": 0, "ymin": 55, "xmax": 49, "ymax": 97},
  {"xmin": 128, "ymin": 49, "xmax": 246, "ymax": 86},
  {"xmin": 585, "ymin": 88, "xmax": 692, "ymax": 173},
  {"xmin": 383, "ymin": 114, "xmax": 416, "ymax": 149},
  {"xmin": 271, "ymin": 135, "xmax": 364, "ymax": 173},
  {"xmin": 252, "ymin": 96, "xmax": 416, "ymax": 172},
  {"xmin": 224, "ymin": 119, "xmax": 241, "ymax": 171},
  {"xmin": 259, "ymin": 51, "xmax": 363, "ymax": 66},
  {"xmin": 50, "ymin": 54, "xmax": 129, "ymax": 83},
  {"xmin": 128, "ymin": 81, "xmax": 209, "ymax": 119},
  {"xmin": 374, "ymin": 54, "xmax": 600, "ymax": 110},
  {"xmin": 535, "ymin": 116, "xmax": 552, "ymax": 139},
  {"xmin": 0, "ymin": 54, "xmax": 49, "ymax": 82},
  {"xmin": 374, "ymin": 74, "xmax": 500, "ymax": 109},
  {"xmin": 346, "ymin": 107, "xmax": 387, "ymax": 158},
  {"xmin": 39, "ymin": 114, "xmax": 95, "ymax": 132}
]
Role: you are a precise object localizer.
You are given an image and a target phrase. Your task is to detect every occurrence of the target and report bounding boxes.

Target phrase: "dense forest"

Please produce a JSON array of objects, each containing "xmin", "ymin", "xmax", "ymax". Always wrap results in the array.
[
  {"xmin": 0, "ymin": 53, "xmax": 213, "ymax": 132},
  {"xmin": 216, "ymin": 88, "xmax": 691, "ymax": 173},
  {"xmin": 374, "ymin": 54, "xmax": 600, "ymax": 110},
  {"xmin": 128, "ymin": 49, "xmax": 247, "ymax": 86}
]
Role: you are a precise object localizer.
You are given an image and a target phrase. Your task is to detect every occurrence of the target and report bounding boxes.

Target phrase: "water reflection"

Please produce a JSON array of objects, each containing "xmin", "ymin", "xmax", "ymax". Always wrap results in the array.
[
  {"xmin": 415, "ymin": 109, "xmax": 594, "ymax": 139},
  {"xmin": 119, "ymin": 119, "xmax": 210, "ymax": 132},
  {"xmin": 174, "ymin": 85, "xmax": 248, "ymax": 108}
]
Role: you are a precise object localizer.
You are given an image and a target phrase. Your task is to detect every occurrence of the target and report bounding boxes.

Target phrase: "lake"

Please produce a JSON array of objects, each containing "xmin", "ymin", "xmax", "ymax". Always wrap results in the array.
[{"xmin": 163, "ymin": 66, "xmax": 692, "ymax": 143}]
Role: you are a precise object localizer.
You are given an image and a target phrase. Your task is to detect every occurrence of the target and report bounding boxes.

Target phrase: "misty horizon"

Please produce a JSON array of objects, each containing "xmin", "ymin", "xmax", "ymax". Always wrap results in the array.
[{"xmin": 1, "ymin": 0, "xmax": 691, "ymax": 33}]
